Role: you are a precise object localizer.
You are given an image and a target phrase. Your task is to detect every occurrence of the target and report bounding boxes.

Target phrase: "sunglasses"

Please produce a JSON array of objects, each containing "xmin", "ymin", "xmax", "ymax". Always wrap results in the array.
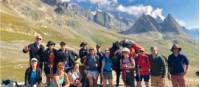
[
  {"xmin": 36, "ymin": 38, "xmax": 42, "ymax": 40},
  {"xmin": 58, "ymin": 66, "xmax": 64, "ymax": 69}
]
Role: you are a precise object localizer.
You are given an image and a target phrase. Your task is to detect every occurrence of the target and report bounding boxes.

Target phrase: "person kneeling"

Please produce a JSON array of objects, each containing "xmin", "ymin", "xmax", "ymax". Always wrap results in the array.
[
  {"xmin": 50, "ymin": 62, "xmax": 70, "ymax": 87},
  {"xmin": 25, "ymin": 58, "xmax": 42, "ymax": 87},
  {"xmin": 68, "ymin": 63, "xmax": 82, "ymax": 87}
]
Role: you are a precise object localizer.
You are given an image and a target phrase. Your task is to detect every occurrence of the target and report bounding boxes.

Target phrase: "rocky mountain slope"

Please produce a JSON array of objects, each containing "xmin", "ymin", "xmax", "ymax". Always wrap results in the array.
[{"xmin": 0, "ymin": 0, "xmax": 198, "ymax": 85}]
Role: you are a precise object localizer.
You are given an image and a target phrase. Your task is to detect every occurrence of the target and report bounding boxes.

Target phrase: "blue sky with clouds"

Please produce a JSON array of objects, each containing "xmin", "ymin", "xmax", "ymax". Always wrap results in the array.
[
  {"xmin": 118, "ymin": 0, "xmax": 199, "ymax": 29},
  {"xmin": 72, "ymin": 0, "xmax": 199, "ymax": 29}
]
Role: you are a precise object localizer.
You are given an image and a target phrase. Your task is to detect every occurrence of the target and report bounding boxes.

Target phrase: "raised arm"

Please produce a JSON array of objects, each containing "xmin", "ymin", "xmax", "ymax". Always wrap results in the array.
[{"xmin": 23, "ymin": 45, "xmax": 30, "ymax": 53}]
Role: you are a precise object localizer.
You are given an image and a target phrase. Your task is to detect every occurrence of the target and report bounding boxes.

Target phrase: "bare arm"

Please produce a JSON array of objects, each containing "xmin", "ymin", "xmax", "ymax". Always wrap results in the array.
[
  {"xmin": 101, "ymin": 60, "xmax": 105, "ymax": 74},
  {"xmin": 53, "ymin": 76, "xmax": 60, "ymax": 87},
  {"xmin": 64, "ymin": 73, "xmax": 70, "ymax": 87},
  {"xmin": 129, "ymin": 60, "xmax": 135, "ymax": 69},
  {"xmin": 184, "ymin": 65, "xmax": 189, "ymax": 75}
]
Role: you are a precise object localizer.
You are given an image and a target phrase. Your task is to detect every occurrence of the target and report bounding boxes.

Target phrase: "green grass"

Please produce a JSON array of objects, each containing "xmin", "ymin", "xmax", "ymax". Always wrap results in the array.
[{"xmin": 0, "ymin": 9, "xmax": 198, "ymax": 86}]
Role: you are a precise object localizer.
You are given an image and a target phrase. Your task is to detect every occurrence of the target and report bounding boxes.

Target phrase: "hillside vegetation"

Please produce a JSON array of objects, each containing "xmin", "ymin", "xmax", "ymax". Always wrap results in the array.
[{"xmin": 0, "ymin": 0, "xmax": 198, "ymax": 86}]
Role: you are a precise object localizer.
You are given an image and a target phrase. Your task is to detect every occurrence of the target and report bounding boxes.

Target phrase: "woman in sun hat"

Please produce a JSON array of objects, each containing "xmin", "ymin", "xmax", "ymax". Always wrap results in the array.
[{"xmin": 44, "ymin": 41, "xmax": 59, "ymax": 86}]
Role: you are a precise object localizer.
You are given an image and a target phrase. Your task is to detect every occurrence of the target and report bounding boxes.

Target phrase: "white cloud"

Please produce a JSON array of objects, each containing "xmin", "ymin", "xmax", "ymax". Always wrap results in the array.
[
  {"xmin": 60, "ymin": 0, "xmax": 71, "ymax": 2},
  {"xmin": 76, "ymin": 0, "xmax": 117, "ymax": 5},
  {"xmin": 151, "ymin": 8, "xmax": 165, "ymax": 20},
  {"xmin": 176, "ymin": 19, "xmax": 186, "ymax": 26},
  {"xmin": 117, "ymin": 4, "xmax": 165, "ymax": 20}
]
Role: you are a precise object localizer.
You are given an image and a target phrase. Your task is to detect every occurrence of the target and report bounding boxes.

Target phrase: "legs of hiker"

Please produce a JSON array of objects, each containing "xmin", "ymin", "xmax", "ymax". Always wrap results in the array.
[
  {"xmin": 136, "ymin": 81, "xmax": 141, "ymax": 87},
  {"xmin": 88, "ymin": 76, "xmax": 94, "ymax": 87},
  {"xmin": 102, "ymin": 78, "xmax": 107, "ymax": 87},
  {"xmin": 46, "ymin": 75, "xmax": 50, "ymax": 86},
  {"xmin": 80, "ymin": 67, "xmax": 88, "ymax": 87},
  {"xmin": 145, "ymin": 82, "xmax": 149, "ymax": 87},
  {"xmin": 123, "ymin": 72, "xmax": 135, "ymax": 87},
  {"xmin": 94, "ymin": 77, "xmax": 98, "ymax": 87},
  {"xmin": 151, "ymin": 76, "xmax": 165, "ymax": 87},
  {"xmin": 102, "ymin": 72, "xmax": 113, "ymax": 87},
  {"xmin": 115, "ymin": 70, "xmax": 121, "ymax": 86},
  {"xmin": 102, "ymin": 79, "xmax": 113, "ymax": 87},
  {"xmin": 171, "ymin": 75, "xmax": 186, "ymax": 87}
]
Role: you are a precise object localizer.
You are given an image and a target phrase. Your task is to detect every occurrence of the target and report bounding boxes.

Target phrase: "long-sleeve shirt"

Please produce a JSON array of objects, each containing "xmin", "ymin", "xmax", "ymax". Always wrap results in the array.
[{"xmin": 149, "ymin": 55, "xmax": 166, "ymax": 77}]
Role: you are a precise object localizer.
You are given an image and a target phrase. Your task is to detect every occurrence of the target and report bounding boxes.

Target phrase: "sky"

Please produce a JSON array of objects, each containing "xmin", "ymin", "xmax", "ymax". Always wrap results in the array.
[
  {"xmin": 118, "ymin": 0, "xmax": 199, "ymax": 29},
  {"xmin": 70, "ymin": 0, "xmax": 199, "ymax": 29}
]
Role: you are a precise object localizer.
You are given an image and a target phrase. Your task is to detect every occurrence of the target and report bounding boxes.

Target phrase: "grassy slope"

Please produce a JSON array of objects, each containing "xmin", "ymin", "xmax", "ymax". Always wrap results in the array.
[{"xmin": 0, "ymin": 1, "xmax": 198, "ymax": 86}]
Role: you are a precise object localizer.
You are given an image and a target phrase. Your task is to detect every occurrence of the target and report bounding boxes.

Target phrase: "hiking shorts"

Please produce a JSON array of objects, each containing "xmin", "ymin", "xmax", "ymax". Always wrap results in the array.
[
  {"xmin": 135, "ymin": 75, "xmax": 150, "ymax": 82},
  {"xmin": 103, "ymin": 72, "xmax": 113, "ymax": 80},
  {"xmin": 123, "ymin": 72, "xmax": 135, "ymax": 86},
  {"xmin": 87, "ymin": 70, "xmax": 98, "ymax": 80},
  {"xmin": 44, "ymin": 66, "xmax": 57, "ymax": 75}
]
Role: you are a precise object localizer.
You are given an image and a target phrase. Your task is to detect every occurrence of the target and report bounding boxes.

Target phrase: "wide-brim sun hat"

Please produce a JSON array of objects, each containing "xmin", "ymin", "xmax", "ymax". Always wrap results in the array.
[
  {"xmin": 60, "ymin": 41, "xmax": 66, "ymax": 46},
  {"xmin": 80, "ymin": 42, "xmax": 87, "ymax": 47},
  {"xmin": 46, "ymin": 41, "xmax": 56, "ymax": 47},
  {"xmin": 170, "ymin": 44, "xmax": 182, "ymax": 51}
]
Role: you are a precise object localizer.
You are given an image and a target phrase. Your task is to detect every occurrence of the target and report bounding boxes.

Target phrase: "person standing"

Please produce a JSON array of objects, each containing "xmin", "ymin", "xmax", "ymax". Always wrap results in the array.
[
  {"xmin": 79, "ymin": 42, "xmax": 89, "ymax": 87},
  {"xmin": 120, "ymin": 48, "xmax": 135, "ymax": 87},
  {"xmin": 101, "ymin": 49, "xmax": 113, "ymax": 87},
  {"xmin": 43, "ymin": 41, "xmax": 58, "ymax": 86},
  {"xmin": 84, "ymin": 48, "xmax": 99, "ymax": 87},
  {"xmin": 96, "ymin": 44, "xmax": 104, "ymax": 85},
  {"xmin": 167, "ymin": 44, "xmax": 189, "ymax": 87},
  {"xmin": 135, "ymin": 48, "xmax": 150, "ymax": 87},
  {"xmin": 58, "ymin": 41, "xmax": 79, "ymax": 73},
  {"xmin": 23, "ymin": 35, "xmax": 45, "ymax": 71},
  {"xmin": 79, "ymin": 42, "xmax": 88, "ymax": 63},
  {"xmin": 25, "ymin": 58, "xmax": 42, "ymax": 87},
  {"xmin": 149, "ymin": 46, "xmax": 166, "ymax": 87},
  {"xmin": 112, "ymin": 47, "xmax": 122, "ymax": 87}
]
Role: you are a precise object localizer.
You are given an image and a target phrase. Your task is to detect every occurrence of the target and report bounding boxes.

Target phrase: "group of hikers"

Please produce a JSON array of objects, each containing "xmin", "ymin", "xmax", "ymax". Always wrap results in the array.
[{"xmin": 22, "ymin": 35, "xmax": 189, "ymax": 87}]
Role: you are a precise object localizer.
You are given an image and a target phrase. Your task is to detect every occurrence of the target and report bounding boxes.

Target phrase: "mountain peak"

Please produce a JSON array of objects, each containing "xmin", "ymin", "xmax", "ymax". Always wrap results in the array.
[
  {"xmin": 123, "ymin": 14, "xmax": 161, "ymax": 34},
  {"xmin": 161, "ymin": 14, "xmax": 183, "ymax": 34},
  {"xmin": 165, "ymin": 14, "xmax": 176, "ymax": 23}
]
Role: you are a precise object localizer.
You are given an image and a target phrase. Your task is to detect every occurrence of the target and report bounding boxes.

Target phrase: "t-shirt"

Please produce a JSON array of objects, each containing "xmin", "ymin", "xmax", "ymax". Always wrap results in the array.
[
  {"xmin": 102, "ymin": 57, "xmax": 112, "ymax": 73},
  {"xmin": 29, "ymin": 71, "xmax": 37, "ymax": 85},
  {"xmin": 69, "ymin": 71, "xmax": 81, "ymax": 81},
  {"xmin": 49, "ymin": 52, "xmax": 55, "ymax": 64},
  {"xmin": 86, "ymin": 55, "xmax": 99, "ymax": 71},
  {"xmin": 168, "ymin": 53, "xmax": 189, "ymax": 75}
]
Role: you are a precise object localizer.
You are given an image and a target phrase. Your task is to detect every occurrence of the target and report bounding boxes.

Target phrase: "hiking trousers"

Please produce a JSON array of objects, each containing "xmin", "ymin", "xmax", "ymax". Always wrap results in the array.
[{"xmin": 171, "ymin": 74, "xmax": 186, "ymax": 87}]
